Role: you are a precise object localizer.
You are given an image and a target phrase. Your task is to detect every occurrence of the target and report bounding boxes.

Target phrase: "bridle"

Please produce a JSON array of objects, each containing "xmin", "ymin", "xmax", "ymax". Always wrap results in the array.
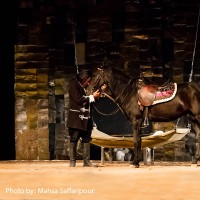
[
  {"xmin": 88, "ymin": 68, "xmax": 135, "ymax": 107},
  {"xmin": 88, "ymin": 68, "xmax": 122, "ymax": 116},
  {"xmin": 88, "ymin": 68, "xmax": 105, "ymax": 95},
  {"xmin": 87, "ymin": 68, "xmax": 118, "ymax": 104},
  {"xmin": 88, "ymin": 68, "xmax": 137, "ymax": 118}
]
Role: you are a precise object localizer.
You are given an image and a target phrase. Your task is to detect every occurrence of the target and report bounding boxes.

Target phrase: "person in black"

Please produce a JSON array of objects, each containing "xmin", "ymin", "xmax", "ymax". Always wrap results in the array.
[{"xmin": 67, "ymin": 69, "xmax": 106, "ymax": 167}]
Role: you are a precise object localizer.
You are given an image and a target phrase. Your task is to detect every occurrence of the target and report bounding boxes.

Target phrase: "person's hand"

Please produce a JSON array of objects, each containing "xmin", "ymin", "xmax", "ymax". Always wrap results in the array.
[{"xmin": 93, "ymin": 90, "xmax": 101, "ymax": 99}]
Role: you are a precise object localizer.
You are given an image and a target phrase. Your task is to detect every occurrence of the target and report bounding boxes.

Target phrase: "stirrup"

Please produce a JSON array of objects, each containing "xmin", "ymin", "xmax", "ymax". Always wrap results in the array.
[{"xmin": 143, "ymin": 117, "xmax": 149, "ymax": 127}]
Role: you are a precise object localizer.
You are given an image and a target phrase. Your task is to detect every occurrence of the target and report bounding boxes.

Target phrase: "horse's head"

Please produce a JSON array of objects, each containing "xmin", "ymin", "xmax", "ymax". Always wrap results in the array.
[{"xmin": 86, "ymin": 65, "xmax": 110, "ymax": 95}]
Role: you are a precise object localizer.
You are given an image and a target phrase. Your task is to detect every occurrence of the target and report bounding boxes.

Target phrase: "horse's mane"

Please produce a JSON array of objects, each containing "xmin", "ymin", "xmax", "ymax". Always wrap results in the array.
[{"xmin": 106, "ymin": 67, "xmax": 139, "ymax": 94}]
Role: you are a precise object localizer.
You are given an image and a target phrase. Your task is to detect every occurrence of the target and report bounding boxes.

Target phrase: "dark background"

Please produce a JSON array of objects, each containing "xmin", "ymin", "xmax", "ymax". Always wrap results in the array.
[{"xmin": 1, "ymin": 0, "xmax": 200, "ymax": 161}]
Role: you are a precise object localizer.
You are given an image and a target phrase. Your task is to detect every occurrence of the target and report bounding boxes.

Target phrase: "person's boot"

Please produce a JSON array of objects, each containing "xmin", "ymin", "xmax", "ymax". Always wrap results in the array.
[
  {"xmin": 69, "ymin": 143, "xmax": 77, "ymax": 167},
  {"xmin": 83, "ymin": 143, "xmax": 97, "ymax": 167}
]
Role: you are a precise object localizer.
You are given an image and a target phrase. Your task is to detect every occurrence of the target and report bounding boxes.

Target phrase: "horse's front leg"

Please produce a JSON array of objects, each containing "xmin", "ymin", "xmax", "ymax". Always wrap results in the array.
[{"xmin": 131, "ymin": 118, "xmax": 142, "ymax": 168}]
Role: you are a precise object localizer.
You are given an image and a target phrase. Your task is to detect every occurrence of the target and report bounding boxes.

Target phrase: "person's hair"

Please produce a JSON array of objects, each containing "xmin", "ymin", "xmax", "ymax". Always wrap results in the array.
[{"xmin": 76, "ymin": 69, "xmax": 92, "ymax": 83}]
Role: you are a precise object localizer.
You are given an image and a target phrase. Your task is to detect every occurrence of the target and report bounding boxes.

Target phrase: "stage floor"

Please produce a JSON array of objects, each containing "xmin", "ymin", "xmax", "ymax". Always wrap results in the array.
[{"xmin": 0, "ymin": 160, "xmax": 199, "ymax": 200}]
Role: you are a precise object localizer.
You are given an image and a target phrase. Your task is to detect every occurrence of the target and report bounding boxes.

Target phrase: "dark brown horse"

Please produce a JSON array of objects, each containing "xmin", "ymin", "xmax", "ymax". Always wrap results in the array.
[{"xmin": 87, "ymin": 66, "xmax": 200, "ymax": 168}]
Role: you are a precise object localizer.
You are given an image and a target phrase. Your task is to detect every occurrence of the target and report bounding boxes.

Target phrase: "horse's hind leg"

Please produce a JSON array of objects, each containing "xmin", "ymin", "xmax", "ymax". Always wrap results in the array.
[
  {"xmin": 131, "ymin": 119, "xmax": 142, "ymax": 168},
  {"xmin": 191, "ymin": 120, "xmax": 200, "ymax": 166}
]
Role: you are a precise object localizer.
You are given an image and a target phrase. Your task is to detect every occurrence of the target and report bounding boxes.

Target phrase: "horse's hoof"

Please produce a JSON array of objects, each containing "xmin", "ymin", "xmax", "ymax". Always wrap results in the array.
[
  {"xmin": 192, "ymin": 157, "xmax": 198, "ymax": 164},
  {"xmin": 129, "ymin": 164, "xmax": 139, "ymax": 168},
  {"xmin": 191, "ymin": 164, "xmax": 198, "ymax": 168}
]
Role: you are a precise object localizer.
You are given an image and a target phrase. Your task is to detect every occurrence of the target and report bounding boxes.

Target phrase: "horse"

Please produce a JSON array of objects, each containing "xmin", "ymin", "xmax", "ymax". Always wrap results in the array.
[{"xmin": 86, "ymin": 65, "xmax": 200, "ymax": 168}]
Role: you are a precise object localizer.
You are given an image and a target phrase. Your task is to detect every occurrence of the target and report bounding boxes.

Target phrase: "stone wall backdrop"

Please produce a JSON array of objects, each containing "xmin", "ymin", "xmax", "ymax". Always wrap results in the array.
[{"xmin": 14, "ymin": 0, "xmax": 200, "ymax": 161}]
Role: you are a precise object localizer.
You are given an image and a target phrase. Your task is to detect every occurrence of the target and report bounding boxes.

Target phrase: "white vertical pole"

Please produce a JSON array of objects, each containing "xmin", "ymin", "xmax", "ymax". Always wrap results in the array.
[{"xmin": 143, "ymin": 147, "xmax": 154, "ymax": 165}]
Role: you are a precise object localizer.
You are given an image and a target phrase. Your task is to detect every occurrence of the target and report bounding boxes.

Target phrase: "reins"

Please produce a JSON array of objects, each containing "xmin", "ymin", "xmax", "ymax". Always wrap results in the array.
[
  {"xmin": 90, "ymin": 68, "xmax": 138, "ymax": 117},
  {"xmin": 93, "ymin": 104, "xmax": 120, "ymax": 116},
  {"xmin": 93, "ymin": 92, "xmax": 124, "ymax": 116}
]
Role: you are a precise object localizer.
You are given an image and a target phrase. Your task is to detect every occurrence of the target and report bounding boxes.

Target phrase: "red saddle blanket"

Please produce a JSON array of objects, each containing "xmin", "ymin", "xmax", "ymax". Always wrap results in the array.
[{"xmin": 138, "ymin": 82, "xmax": 177, "ymax": 106}]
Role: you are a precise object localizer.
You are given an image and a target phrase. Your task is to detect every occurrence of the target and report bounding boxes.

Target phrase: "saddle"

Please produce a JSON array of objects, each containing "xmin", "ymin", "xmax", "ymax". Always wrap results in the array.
[{"xmin": 138, "ymin": 82, "xmax": 177, "ymax": 107}]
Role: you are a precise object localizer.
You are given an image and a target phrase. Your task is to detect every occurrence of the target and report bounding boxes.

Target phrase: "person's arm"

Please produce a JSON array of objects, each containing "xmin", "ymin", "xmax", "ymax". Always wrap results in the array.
[
  {"xmin": 69, "ymin": 81, "xmax": 101, "ymax": 105},
  {"xmin": 89, "ymin": 90, "xmax": 101, "ymax": 102},
  {"xmin": 89, "ymin": 84, "xmax": 107, "ymax": 102}
]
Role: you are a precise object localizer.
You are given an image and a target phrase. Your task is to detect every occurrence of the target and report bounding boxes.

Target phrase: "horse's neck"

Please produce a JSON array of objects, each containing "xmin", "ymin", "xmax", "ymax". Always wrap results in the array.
[{"xmin": 108, "ymin": 72, "xmax": 134, "ymax": 102}]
